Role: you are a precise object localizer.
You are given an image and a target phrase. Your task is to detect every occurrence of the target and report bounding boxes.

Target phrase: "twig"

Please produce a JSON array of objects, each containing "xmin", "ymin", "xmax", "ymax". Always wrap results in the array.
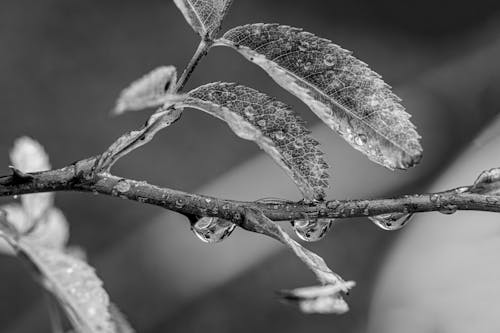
[
  {"xmin": 175, "ymin": 39, "xmax": 212, "ymax": 92},
  {"xmin": 1, "ymin": 157, "xmax": 499, "ymax": 223}
]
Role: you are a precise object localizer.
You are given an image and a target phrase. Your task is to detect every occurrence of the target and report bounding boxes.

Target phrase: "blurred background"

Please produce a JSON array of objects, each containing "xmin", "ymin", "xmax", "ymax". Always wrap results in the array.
[{"xmin": 1, "ymin": 0, "xmax": 500, "ymax": 332}]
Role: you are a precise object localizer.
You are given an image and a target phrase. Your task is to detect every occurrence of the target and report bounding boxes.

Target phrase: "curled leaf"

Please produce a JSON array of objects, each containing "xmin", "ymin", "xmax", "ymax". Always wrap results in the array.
[
  {"xmin": 113, "ymin": 66, "xmax": 178, "ymax": 115},
  {"xmin": 95, "ymin": 107, "xmax": 183, "ymax": 172},
  {"xmin": 173, "ymin": 0, "xmax": 233, "ymax": 38},
  {"xmin": 278, "ymin": 282, "xmax": 355, "ymax": 314},
  {"xmin": 169, "ymin": 82, "xmax": 329, "ymax": 200},
  {"xmin": 216, "ymin": 24, "xmax": 422, "ymax": 170},
  {"xmin": 242, "ymin": 207, "xmax": 354, "ymax": 314},
  {"xmin": 10, "ymin": 137, "xmax": 53, "ymax": 220},
  {"xmin": 471, "ymin": 167, "xmax": 500, "ymax": 195}
]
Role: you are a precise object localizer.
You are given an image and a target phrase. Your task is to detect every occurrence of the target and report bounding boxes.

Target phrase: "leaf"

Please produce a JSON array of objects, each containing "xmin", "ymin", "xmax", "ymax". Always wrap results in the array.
[
  {"xmin": 26, "ymin": 207, "xmax": 69, "ymax": 250},
  {"xmin": 0, "ymin": 205, "xmax": 69, "ymax": 254},
  {"xmin": 173, "ymin": 0, "xmax": 233, "ymax": 38},
  {"xmin": 470, "ymin": 167, "xmax": 500, "ymax": 195},
  {"xmin": 113, "ymin": 66, "xmax": 178, "ymax": 115},
  {"xmin": 278, "ymin": 283, "xmax": 355, "ymax": 314},
  {"xmin": 169, "ymin": 82, "xmax": 329, "ymax": 200},
  {"xmin": 241, "ymin": 207, "xmax": 354, "ymax": 314},
  {"xmin": 216, "ymin": 24, "xmax": 423, "ymax": 170},
  {"xmin": 242, "ymin": 208, "xmax": 350, "ymax": 286},
  {"xmin": 9, "ymin": 235, "xmax": 116, "ymax": 332},
  {"xmin": 95, "ymin": 107, "xmax": 183, "ymax": 172},
  {"xmin": 10, "ymin": 136, "xmax": 53, "ymax": 220}
]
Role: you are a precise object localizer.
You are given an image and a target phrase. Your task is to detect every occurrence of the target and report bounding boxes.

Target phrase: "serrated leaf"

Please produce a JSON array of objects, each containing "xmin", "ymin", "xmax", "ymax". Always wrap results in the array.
[
  {"xmin": 113, "ymin": 66, "xmax": 177, "ymax": 115},
  {"xmin": 10, "ymin": 136, "xmax": 54, "ymax": 220},
  {"xmin": 216, "ymin": 24, "xmax": 423, "ymax": 170},
  {"xmin": 470, "ymin": 167, "xmax": 500, "ymax": 195},
  {"xmin": 169, "ymin": 82, "xmax": 329, "ymax": 200},
  {"xmin": 241, "ymin": 207, "xmax": 354, "ymax": 314},
  {"xmin": 173, "ymin": 0, "xmax": 233, "ymax": 38},
  {"xmin": 95, "ymin": 107, "xmax": 183, "ymax": 172},
  {"xmin": 13, "ymin": 237, "xmax": 116, "ymax": 332}
]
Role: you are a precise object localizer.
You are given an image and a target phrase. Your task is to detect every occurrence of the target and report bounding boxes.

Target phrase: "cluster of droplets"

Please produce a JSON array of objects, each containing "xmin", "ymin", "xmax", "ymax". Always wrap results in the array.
[
  {"xmin": 190, "ymin": 217, "xmax": 236, "ymax": 244},
  {"xmin": 290, "ymin": 216, "xmax": 335, "ymax": 242},
  {"xmin": 369, "ymin": 212, "xmax": 413, "ymax": 231}
]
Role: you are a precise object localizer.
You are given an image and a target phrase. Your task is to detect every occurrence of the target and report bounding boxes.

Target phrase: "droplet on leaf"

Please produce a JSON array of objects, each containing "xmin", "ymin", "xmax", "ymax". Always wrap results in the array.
[
  {"xmin": 354, "ymin": 134, "xmax": 368, "ymax": 146},
  {"xmin": 323, "ymin": 54, "xmax": 335, "ymax": 66},
  {"xmin": 291, "ymin": 218, "xmax": 334, "ymax": 242},
  {"xmin": 369, "ymin": 212, "xmax": 413, "ymax": 231},
  {"xmin": 274, "ymin": 131, "xmax": 286, "ymax": 141},
  {"xmin": 191, "ymin": 217, "xmax": 236, "ymax": 243}
]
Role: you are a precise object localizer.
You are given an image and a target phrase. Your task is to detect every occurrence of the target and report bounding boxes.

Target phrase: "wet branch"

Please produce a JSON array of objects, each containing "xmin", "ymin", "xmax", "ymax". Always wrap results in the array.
[{"xmin": 1, "ymin": 157, "xmax": 499, "ymax": 224}]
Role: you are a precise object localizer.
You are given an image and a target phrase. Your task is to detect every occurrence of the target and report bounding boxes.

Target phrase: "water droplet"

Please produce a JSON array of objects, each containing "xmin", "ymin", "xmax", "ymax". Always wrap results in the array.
[
  {"xmin": 257, "ymin": 119, "xmax": 266, "ymax": 127},
  {"xmin": 454, "ymin": 186, "xmax": 470, "ymax": 194},
  {"xmin": 486, "ymin": 196, "xmax": 499, "ymax": 204},
  {"xmin": 191, "ymin": 217, "xmax": 236, "ymax": 244},
  {"xmin": 298, "ymin": 41, "xmax": 309, "ymax": 51},
  {"xmin": 439, "ymin": 204, "xmax": 458, "ymax": 215},
  {"xmin": 274, "ymin": 131, "xmax": 285, "ymax": 140},
  {"xmin": 294, "ymin": 137, "xmax": 304, "ymax": 148},
  {"xmin": 175, "ymin": 199, "xmax": 185, "ymax": 208},
  {"xmin": 291, "ymin": 218, "xmax": 334, "ymax": 242},
  {"xmin": 354, "ymin": 134, "xmax": 368, "ymax": 146},
  {"xmin": 324, "ymin": 54, "xmax": 335, "ymax": 66},
  {"xmin": 430, "ymin": 194, "xmax": 441, "ymax": 204},
  {"xmin": 244, "ymin": 106, "xmax": 255, "ymax": 120},
  {"xmin": 369, "ymin": 213, "xmax": 413, "ymax": 231},
  {"xmin": 114, "ymin": 180, "xmax": 131, "ymax": 193},
  {"xmin": 13, "ymin": 195, "xmax": 18, "ymax": 200}
]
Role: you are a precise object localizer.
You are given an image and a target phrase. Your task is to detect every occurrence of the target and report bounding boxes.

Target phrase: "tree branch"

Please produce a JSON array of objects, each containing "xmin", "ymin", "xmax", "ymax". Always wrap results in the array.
[{"xmin": 1, "ymin": 157, "xmax": 499, "ymax": 224}]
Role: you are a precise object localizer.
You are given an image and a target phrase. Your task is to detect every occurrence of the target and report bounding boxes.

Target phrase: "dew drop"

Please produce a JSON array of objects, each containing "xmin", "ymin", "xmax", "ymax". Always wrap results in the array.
[
  {"xmin": 439, "ymin": 204, "xmax": 458, "ymax": 215},
  {"xmin": 13, "ymin": 195, "xmax": 19, "ymax": 200},
  {"xmin": 114, "ymin": 180, "xmax": 131, "ymax": 193},
  {"xmin": 298, "ymin": 41, "xmax": 309, "ymax": 51},
  {"xmin": 244, "ymin": 106, "xmax": 255, "ymax": 120},
  {"xmin": 354, "ymin": 134, "xmax": 368, "ymax": 146},
  {"xmin": 291, "ymin": 218, "xmax": 334, "ymax": 242},
  {"xmin": 191, "ymin": 217, "xmax": 236, "ymax": 244},
  {"xmin": 175, "ymin": 199, "xmax": 185, "ymax": 208},
  {"xmin": 294, "ymin": 137, "xmax": 304, "ymax": 148},
  {"xmin": 486, "ymin": 196, "xmax": 499, "ymax": 203},
  {"xmin": 430, "ymin": 194, "xmax": 441, "ymax": 204},
  {"xmin": 324, "ymin": 54, "xmax": 335, "ymax": 66},
  {"xmin": 274, "ymin": 131, "xmax": 285, "ymax": 141},
  {"xmin": 257, "ymin": 119, "xmax": 266, "ymax": 127},
  {"xmin": 369, "ymin": 212, "xmax": 413, "ymax": 231}
]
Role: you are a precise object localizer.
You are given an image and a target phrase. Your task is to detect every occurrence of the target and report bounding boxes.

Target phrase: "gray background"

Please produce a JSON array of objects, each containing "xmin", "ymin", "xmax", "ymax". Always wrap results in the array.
[{"xmin": 1, "ymin": 0, "xmax": 500, "ymax": 332}]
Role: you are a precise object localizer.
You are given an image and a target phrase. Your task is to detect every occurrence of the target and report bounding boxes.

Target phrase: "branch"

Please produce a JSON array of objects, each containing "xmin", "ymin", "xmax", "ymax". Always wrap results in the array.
[
  {"xmin": 175, "ymin": 39, "xmax": 212, "ymax": 92},
  {"xmin": 1, "ymin": 157, "xmax": 499, "ymax": 224}
]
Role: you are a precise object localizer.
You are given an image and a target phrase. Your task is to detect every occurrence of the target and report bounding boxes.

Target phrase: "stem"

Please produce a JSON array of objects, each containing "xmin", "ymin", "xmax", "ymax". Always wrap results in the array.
[
  {"xmin": 1, "ymin": 158, "xmax": 499, "ymax": 224},
  {"xmin": 175, "ymin": 39, "xmax": 212, "ymax": 92}
]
